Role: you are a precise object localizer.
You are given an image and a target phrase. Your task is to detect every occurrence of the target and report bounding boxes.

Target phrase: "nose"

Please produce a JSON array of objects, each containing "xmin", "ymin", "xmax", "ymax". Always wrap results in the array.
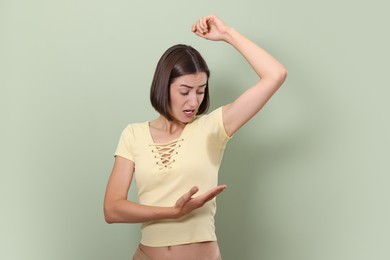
[{"xmin": 187, "ymin": 93, "xmax": 199, "ymax": 108}]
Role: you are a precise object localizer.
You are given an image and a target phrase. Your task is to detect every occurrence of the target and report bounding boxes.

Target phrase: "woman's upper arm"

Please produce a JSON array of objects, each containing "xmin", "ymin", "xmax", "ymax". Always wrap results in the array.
[
  {"xmin": 104, "ymin": 156, "xmax": 135, "ymax": 205},
  {"xmin": 222, "ymin": 75, "xmax": 286, "ymax": 137}
]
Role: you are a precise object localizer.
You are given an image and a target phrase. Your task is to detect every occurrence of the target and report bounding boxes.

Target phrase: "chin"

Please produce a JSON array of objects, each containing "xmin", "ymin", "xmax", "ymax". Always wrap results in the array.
[
  {"xmin": 172, "ymin": 112, "xmax": 196, "ymax": 124},
  {"xmin": 179, "ymin": 117, "xmax": 194, "ymax": 124}
]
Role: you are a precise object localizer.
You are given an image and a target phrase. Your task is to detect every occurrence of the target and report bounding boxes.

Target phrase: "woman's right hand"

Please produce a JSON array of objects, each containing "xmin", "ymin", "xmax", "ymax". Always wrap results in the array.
[{"xmin": 173, "ymin": 185, "xmax": 227, "ymax": 218}]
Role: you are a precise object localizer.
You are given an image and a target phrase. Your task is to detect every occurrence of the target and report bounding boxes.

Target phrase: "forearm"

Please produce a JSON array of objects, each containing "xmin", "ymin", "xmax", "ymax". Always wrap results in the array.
[
  {"xmin": 224, "ymin": 27, "xmax": 287, "ymax": 81},
  {"xmin": 104, "ymin": 185, "xmax": 226, "ymax": 224},
  {"xmin": 104, "ymin": 199, "xmax": 177, "ymax": 224}
]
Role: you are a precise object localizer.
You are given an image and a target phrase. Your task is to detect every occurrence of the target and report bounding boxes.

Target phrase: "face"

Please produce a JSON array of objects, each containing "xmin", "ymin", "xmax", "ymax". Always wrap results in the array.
[{"xmin": 169, "ymin": 72, "xmax": 208, "ymax": 123}]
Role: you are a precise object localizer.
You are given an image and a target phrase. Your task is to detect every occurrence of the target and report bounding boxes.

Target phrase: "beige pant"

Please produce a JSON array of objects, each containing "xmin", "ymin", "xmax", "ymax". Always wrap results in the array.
[
  {"xmin": 132, "ymin": 246, "xmax": 151, "ymax": 260},
  {"xmin": 132, "ymin": 246, "xmax": 222, "ymax": 260}
]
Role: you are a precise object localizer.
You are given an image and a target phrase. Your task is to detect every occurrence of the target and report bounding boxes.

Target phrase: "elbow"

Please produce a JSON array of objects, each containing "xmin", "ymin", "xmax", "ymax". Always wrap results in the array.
[
  {"xmin": 261, "ymin": 66, "xmax": 288, "ymax": 88},
  {"xmin": 104, "ymin": 203, "xmax": 117, "ymax": 224},
  {"xmin": 104, "ymin": 208, "xmax": 114, "ymax": 224},
  {"xmin": 281, "ymin": 67, "xmax": 288, "ymax": 82},
  {"xmin": 275, "ymin": 66, "xmax": 288, "ymax": 86},
  {"xmin": 268, "ymin": 67, "xmax": 287, "ymax": 91},
  {"xmin": 104, "ymin": 215, "xmax": 114, "ymax": 224}
]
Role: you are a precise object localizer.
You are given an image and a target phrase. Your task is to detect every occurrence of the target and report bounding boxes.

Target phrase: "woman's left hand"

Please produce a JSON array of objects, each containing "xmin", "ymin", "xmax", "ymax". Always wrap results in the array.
[
  {"xmin": 173, "ymin": 185, "xmax": 227, "ymax": 218},
  {"xmin": 191, "ymin": 14, "xmax": 230, "ymax": 41}
]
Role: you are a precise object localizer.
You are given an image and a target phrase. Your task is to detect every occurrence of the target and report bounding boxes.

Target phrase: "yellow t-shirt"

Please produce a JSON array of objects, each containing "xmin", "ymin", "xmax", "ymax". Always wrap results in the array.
[{"xmin": 115, "ymin": 107, "xmax": 232, "ymax": 246}]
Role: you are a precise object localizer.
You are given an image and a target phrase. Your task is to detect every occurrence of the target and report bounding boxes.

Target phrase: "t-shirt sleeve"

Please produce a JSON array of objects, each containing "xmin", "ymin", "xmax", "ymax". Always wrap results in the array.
[
  {"xmin": 114, "ymin": 125, "xmax": 135, "ymax": 162},
  {"xmin": 216, "ymin": 106, "xmax": 233, "ymax": 140},
  {"xmin": 202, "ymin": 106, "xmax": 233, "ymax": 144}
]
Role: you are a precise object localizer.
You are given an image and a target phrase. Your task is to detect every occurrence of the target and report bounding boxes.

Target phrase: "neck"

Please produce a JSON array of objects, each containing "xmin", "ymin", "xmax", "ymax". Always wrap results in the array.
[{"xmin": 151, "ymin": 115, "xmax": 186, "ymax": 135}]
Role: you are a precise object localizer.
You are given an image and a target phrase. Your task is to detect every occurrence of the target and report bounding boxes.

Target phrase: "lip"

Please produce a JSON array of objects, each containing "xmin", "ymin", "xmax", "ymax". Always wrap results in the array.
[{"xmin": 183, "ymin": 109, "xmax": 195, "ymax": 118}]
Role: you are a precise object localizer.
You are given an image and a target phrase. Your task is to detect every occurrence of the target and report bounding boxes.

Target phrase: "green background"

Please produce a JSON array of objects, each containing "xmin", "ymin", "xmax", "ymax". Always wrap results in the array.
[{"xmin": 1, "ymin": 0, "xmax": 389, "ymax": 259}]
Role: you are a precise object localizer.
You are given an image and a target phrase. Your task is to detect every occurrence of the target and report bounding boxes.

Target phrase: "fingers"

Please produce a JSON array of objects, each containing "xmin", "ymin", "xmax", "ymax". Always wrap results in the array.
[
  {"xmin": 174, "ymin": 185, "xmax": 227, "ymax": 218},
  {"xmin": 177, "ymin": 186, "xmax": 199, "ymax": 206},
  {"xmin": 192, "ymin": 15, "xmax": 215, "ymax": 34},
  {"xmin": 210, "ymin": 184, "xmax": 227, "ymax": 197},
  {"xmin": 200, "ymin": 17, "xmax": 209, "ymax": 33},
  {"xmin": 189, "ymin": 186, "xmax": 200, "ymax": 196},
  {"xmin": 185, "ymin": 186, "xmax": 199, "ymax": 201},
  {"xmin": 198, "ymin": 185, "xmax": 227, "ymax": 203},
  {"xmin": 177, "ymin": 185, "xmax": 226, "ymax": 206},
  {"xmin": 191, "ymin": 14, "xmax": 229, "ymax": 41}
]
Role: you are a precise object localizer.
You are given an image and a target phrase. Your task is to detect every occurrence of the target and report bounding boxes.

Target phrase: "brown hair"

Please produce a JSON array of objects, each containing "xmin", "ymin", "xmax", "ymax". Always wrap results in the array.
[{"xmin": 150, "ymin": 44, "xmax": 210, "ymax": 121}]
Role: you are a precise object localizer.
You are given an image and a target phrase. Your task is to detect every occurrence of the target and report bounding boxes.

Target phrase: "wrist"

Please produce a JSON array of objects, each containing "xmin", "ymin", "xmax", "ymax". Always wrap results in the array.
[
  {"xmin": 169, "ymin": 206, "xmax": 181, "ymax": 219},
  {"xmin": 223, "ymin": 27, "xmax": 238, "ymax": 44}
]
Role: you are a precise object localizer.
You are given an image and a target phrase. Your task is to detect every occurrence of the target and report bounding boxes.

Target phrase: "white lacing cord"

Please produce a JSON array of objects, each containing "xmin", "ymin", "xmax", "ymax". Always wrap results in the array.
[{"xmin": 150, "ymin": 139, "xmax": 183, "ymax": 170}]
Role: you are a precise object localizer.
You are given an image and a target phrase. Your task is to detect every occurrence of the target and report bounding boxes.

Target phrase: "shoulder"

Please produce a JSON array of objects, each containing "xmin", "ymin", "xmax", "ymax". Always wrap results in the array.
[
  {"xmin": 194, "ymin": 106, "xmax": 223, "ymax": 125},
  {"xmin": 192, "ymin": 107, "xmax": 229, "ymax": 135},
  {"xmin": 118, "ymin": 122, "xmax": 149, "ymax": 141},
  {"xmin": 189, "ymin": 106, "xmax": 231, "ymax": 143},
  {"xmin": 121, "ymin": 121, "xmax": 147, "ymax": 132}
]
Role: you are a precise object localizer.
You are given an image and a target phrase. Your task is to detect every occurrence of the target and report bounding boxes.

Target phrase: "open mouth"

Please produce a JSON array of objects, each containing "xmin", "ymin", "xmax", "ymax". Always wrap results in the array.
[{"xmin": 183, "ymin": 109, "xmax": 195, "ymax": 117}]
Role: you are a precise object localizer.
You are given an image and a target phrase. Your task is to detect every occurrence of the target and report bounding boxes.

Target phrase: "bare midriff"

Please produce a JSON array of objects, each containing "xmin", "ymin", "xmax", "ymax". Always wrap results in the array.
[{"xmin": 139, "ymin": 241, "xmax": 220, "ymax": 260}]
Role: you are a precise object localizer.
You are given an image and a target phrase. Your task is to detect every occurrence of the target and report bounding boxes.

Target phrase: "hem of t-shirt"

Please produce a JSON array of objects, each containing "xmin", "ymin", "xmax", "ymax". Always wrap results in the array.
[
  {"xmin": 114, "ymin": 153, "xmax": 134, "ymax": 162},
  {"xmin": 140, "ymin": 236, "xmax": 218, "ymax": 247},
  {"xmin": 216, "ymin": 106, "xmax": 234, "ymax": 140}
]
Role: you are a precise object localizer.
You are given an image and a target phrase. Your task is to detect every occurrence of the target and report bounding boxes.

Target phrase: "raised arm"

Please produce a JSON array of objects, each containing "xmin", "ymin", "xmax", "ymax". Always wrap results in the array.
[
  {"xmin": 192, "ymin": 15, "xmax": 287, "ymax": 136},
  {"xmin": 104, "ymin": 156, "xmax": 226, "ymax": 223}
]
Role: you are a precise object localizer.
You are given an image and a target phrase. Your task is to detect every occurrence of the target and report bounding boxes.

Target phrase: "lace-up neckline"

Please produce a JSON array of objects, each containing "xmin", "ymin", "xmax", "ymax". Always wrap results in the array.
[
  {"xmin": 147, "ymin": 122, "xmax": 188, "ymax": 170},
  {"xmin": 150, "ymin": 139, "xmax": 183, "ymax": 170}
]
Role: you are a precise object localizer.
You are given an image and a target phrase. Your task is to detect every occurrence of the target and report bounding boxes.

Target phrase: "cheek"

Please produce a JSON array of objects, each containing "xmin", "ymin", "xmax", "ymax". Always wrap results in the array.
[
  {"xmin": 170, "ymin": 94, "xmax": 185, "ymax": 108},
  {"xmin": 198, "ymin": 94, "xmax": 205, "ymax": 104}
]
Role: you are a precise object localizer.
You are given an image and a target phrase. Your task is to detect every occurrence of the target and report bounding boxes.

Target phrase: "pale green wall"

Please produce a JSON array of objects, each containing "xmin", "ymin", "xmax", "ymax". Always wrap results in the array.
[{"xmin": 1, "ymin": 0, "xmax": 389, "ymax": 259}]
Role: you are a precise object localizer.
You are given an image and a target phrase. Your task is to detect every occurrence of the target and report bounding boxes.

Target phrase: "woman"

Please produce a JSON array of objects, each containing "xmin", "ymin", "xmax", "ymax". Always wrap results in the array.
[{"xmin": 104, "ymin": 14, "xmax": 287, "ymax": 260}]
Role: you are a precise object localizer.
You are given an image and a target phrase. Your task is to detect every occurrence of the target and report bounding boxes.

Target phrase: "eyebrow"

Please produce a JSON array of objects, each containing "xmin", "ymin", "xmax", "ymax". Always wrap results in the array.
[{"xmin": 179, "ymin": 83, "xmax": 207, "ymax": 89}]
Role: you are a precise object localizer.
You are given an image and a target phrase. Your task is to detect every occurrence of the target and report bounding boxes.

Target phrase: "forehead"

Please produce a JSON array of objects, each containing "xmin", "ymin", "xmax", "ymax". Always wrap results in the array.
[{"xmin": 171, "ymin": 72, "xmax": 208, "ymax": 86}]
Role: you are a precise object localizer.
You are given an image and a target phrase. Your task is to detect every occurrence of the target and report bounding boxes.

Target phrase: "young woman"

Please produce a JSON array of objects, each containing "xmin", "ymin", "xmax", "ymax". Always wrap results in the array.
[{"xmin": 104, "ymin": 14, "xmax": 287, "ymax": 260}]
